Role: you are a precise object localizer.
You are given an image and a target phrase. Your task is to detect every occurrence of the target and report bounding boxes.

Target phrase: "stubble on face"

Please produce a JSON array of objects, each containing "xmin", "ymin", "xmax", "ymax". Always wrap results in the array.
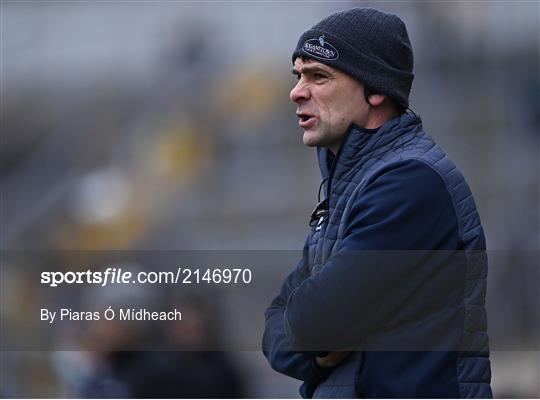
[{"xmin": 291, "ymin": 58, "xmax": 368, "ymax": 154}]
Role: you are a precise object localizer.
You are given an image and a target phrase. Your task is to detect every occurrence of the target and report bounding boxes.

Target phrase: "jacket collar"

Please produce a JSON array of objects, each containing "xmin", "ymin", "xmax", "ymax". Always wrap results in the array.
[{"xmin": 317, "ymin": 112, "xmax": 422, "ymax": 191}]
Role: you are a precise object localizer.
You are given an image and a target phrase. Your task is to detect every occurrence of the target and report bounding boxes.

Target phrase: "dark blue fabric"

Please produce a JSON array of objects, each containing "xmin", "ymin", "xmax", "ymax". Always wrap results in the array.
[
  {"xmin": 283, "ymin": 161, "xmax": 464, "ymax": 349},
  {"xmin": 262, "ymin": 243, "xmax": 333, "ymax": 385},
  {"xmin": 262, "ymin": 112, "xmax": 492, "ymax": 398}
]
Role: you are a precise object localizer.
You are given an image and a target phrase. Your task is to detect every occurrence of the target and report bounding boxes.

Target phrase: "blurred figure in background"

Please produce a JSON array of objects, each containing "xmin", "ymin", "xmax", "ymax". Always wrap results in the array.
[{"xmin": 78, "ymin": 295, "xmax": 245, "ymax": 398}]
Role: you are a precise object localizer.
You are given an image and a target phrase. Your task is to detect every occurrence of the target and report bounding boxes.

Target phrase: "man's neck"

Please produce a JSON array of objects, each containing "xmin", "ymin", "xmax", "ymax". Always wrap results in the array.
[
  {"xmin": 328, "ymin": 109, "xmax": 403, "ymax": 155},
  {"xmin": 365, "ymin": 107, "xmax": 401, "ymax": 129}
]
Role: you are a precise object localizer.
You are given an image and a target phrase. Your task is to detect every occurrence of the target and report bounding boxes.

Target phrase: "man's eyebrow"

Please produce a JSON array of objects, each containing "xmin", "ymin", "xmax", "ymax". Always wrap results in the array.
[{"xmin": 291, "ymin": 65, "xmax": 333, "ymax": 76}]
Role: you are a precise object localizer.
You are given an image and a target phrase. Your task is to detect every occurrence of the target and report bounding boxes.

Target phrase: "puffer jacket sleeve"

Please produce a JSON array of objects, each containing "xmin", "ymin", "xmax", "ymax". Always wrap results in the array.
[
  {"xmin": 283, "ymin": 159, "xmax": 461, "ymax": 351},
  {"xmin": 262, "ymin": 238, "xmax": 334, "ymax": 385}
]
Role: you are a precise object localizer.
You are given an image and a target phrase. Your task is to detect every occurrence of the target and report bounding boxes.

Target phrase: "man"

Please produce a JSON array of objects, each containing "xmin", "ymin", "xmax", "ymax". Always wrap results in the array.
[{"xmin": 262, "ymin": 8, "xmax": 492, "ymax": 398}]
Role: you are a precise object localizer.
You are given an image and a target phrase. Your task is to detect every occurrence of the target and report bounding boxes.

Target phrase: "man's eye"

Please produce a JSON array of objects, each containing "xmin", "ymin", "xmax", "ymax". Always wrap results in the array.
[{"xmin": 314, "ymin": 73, "xmax": 326, "ymax": 80}]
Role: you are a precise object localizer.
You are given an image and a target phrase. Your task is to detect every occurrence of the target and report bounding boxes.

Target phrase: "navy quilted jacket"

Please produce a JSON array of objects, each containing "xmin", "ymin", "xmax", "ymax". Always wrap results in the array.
[{"xmin": 262, "ymin": 112, "xmax": 492, "ymax": 398}]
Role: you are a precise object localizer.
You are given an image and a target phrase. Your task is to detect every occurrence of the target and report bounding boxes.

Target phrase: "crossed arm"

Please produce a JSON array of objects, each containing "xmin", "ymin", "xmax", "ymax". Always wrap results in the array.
[{"xmin": 262, "ymin": 160, "xmax": 460, "ymax": 380}]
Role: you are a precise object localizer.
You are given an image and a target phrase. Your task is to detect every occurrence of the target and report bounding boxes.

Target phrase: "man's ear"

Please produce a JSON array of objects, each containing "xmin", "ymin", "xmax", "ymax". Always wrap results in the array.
[{"xmin": 367, "ymin": 93, "xmax": 386, "ymax": 107}]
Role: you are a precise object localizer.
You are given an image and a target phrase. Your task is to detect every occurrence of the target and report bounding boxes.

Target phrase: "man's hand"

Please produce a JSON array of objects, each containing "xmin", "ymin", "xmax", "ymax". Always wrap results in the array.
[{"xmin": 315, "ymin": 351, "xmax": 352, "ymax": 368}]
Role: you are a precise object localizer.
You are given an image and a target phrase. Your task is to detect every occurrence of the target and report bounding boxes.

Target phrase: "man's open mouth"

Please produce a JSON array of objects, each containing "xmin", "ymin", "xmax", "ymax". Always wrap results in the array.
[{"xmin": 297, "ymin": 113, "xmax": 316, "ymax": 128}]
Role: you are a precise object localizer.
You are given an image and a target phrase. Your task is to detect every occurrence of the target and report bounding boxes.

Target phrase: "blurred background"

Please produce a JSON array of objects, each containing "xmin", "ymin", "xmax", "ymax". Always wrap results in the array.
[{"xmin": 1, "ymin": 0, "xmax": 539, "ymax": 398}]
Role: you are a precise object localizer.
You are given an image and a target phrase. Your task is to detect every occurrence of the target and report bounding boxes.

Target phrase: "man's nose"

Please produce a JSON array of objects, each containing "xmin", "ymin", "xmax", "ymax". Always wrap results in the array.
[{"xmin": 290, "ymin": 81, "xmax": 310, "ymax": 103}]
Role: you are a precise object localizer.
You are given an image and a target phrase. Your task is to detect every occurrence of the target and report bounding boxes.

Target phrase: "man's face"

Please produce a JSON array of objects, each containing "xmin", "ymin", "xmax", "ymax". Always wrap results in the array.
[{"xmin": 290, "ymin": 58, "xmax": 369, "ymax": 153}]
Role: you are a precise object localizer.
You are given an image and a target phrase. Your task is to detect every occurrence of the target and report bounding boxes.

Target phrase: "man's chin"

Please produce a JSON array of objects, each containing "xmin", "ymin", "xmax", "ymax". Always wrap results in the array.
[{"xmin": 302, "ymin": 131, "xmax": 320, "ymax": 147}]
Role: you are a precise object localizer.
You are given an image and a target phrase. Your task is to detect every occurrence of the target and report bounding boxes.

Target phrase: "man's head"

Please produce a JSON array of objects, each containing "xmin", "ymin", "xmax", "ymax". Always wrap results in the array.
[
  {"xmin": 291, "ymin": 57, "xmax": 384, "ymax": 154},
  {"xmin": 290, "ymin": 8, "xmax": 414, "ymax": 153}
]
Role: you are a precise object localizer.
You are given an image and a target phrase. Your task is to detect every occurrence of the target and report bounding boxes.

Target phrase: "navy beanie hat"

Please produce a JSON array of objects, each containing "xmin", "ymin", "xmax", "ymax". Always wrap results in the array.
[{"xmin": 292, "ymin": 8, "xmax": 414, "ymax": 108}]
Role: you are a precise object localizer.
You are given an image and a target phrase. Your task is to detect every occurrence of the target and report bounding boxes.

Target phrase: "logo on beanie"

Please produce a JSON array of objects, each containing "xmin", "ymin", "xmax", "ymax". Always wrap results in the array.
[{"xmin": 302, "ymin": 35, "xmax": 339, "ymax": 60}]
